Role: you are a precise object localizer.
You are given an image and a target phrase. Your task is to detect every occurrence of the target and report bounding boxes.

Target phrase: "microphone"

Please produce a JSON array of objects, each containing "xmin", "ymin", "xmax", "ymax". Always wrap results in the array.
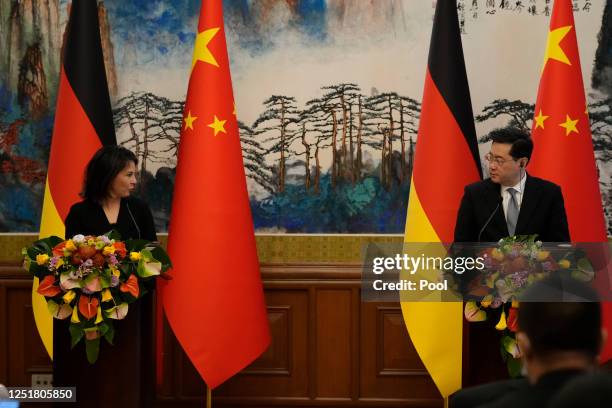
[
  {"xmin": 478, "ymin": 196, "xmax": 502, "ymax": 242},
  {"xmin": 126, "ymin": 201, "xmax": 141, "ymax": 239}
]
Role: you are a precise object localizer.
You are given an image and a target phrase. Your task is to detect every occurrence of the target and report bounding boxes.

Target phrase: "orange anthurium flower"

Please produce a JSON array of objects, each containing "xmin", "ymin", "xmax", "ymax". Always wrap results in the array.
[
  {"xmin": 37, "ymin": 275, "xmax": 62, "ymax": 297},
  {"xmin": 120, "ymin": 274, "xmax": 139, "ymax": 298},
  {"xmin": 52, "ymin": 242, "xmax": 67, "ymax": 257},
  {"xmin": 113, "ymin": 242, "xmax": 127, "ymax": 258},
  {"xmin": 507, "ymin": 307, "xmax": 519, "ymax": 332},
  {"xmin": 78, "ymin": 295, "xmax": 99, "ymax": 320}
]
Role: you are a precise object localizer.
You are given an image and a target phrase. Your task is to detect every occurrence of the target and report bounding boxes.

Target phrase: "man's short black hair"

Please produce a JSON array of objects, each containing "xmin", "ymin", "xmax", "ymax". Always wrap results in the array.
[
  {"xmin": 82, "ymin": 145, "xmax": 138, "ymax": 203},
  {"xmin": 518, "ymin": 277, "xmax": 602, "ymax": 358},
  {"xmin": 489, "ymin": 127, "xmax": 534, "ymax": 161}
]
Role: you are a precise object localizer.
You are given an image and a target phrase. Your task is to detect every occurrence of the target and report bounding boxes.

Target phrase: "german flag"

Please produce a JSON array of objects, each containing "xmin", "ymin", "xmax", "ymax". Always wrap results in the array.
[
  {"xmin": 35, "ymin": 0, "xmax": 116, "ymax": 358},
  {"xmin": 401, "ymin": 0, "xmax": 481, "ymax": 398}
]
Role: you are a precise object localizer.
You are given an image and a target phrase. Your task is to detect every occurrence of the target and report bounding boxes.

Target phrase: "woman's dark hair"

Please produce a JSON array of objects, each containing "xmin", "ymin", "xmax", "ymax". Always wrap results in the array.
[
  {"xmin": 489, "ymin": 127, "xmax": 534, "ymax": 161},
  {"xmin": 82, "ymin": 146, "xmax": 138, "ymax": 203}
]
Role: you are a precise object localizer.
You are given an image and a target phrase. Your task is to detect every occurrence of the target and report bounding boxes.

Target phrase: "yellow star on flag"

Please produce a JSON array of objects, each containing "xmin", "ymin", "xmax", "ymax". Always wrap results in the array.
[
  {"xmin": 192, "ymin": 27, "xmax": 220, "ymax": 70},
  {"xmin": 184, "ymin": 111, "xmax": 197, "ymax": 130},
  {"xmin": 208, "ymin": 115, "xmax": 227, "ymax": 136},
  {"xmin": 534, "ymin": 109, "xmax": 549, "ymax": 129},
  {"xmin": 559, "ymin": 114, "xmax": 579, "ymax": 136},
  {"xmin": 543, "ymin": 25, "xmax": 572, "ymax": 69}
]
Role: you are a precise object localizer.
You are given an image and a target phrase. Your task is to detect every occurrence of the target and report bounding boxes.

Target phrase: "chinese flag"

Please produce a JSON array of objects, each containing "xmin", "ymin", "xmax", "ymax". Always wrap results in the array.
[
  {"xmin": 161, "ymin": 0, "xmax": 270, "ymax": 388},
  {"xmin": 36, "ymin": 0, "xmax": 116, "ymax": 358},
  {"xmin": 402, "ymin": 0, "xmax": 481, "ymax": 398},
  {"xmin": 528, "ymin": 0, "xmax": 611, "ymax": 360}
]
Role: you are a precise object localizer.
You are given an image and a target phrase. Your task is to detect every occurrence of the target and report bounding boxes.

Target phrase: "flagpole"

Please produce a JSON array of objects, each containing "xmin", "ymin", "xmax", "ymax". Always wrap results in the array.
[{"xmin": 206, "ymin": 386, "xmax": 211, "ymax": 408}]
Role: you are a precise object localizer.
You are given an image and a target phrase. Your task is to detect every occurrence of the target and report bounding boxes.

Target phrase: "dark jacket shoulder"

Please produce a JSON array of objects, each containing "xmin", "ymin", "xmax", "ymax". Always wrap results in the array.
[
  {"xmin": 67, "ymin": 199, "xmax": 94, "ymax": 213},
  {"xmin": 524, "ymin": 175, "xmax": 562, "ymax": 193},
  {"xmin": 464, "ymin": 176, "xmax": 561, "ymax": 194}
]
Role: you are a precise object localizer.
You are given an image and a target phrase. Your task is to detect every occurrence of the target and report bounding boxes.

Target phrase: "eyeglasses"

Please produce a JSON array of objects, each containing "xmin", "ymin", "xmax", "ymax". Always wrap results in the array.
[{"xmin": 484, "ymin": 153, "xmax": 516, "ymax": 166}]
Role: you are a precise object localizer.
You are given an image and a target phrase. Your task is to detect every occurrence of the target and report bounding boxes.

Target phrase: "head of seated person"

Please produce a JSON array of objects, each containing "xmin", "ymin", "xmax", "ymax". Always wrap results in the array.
[{"xmin": 517, "ymin": 277, "xmax": 605, "ymax": 385}]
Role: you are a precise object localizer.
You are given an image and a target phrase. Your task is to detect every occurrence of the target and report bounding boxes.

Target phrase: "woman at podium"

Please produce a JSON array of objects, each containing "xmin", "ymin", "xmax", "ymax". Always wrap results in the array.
[{"xmin": 53, "ymin": 145, "xmax": 157, "ymax": 407}]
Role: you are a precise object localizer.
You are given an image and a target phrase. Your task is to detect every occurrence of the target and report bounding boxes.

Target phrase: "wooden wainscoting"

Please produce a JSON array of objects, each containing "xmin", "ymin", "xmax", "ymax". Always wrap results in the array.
[{"xmin": 0, "ymin": 262, "xmax": 442, "ymax": 408}]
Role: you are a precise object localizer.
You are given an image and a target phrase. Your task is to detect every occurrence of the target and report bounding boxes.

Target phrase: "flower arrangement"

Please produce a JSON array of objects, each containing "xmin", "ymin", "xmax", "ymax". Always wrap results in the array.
[
  {"xmin": 23, "ymin": 232, "xmax": 171, "ymax": 363},
  {"xmin": 463, "ymin": 235, "xmax": 594, "ymax": 376}
]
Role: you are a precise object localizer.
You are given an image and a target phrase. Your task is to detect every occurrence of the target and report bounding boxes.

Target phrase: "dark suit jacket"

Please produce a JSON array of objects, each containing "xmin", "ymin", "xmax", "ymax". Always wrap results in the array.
[
  {"xmin": 450, "ymin": 378, "xmax": 529, "ymax": 408},
  {"xmin": 476, "ymin": 370, "xmax": 584, "ymax": 408},
  {"xmin": 454, "ymin": 175, "xmax": 570, "ymax": 242}
]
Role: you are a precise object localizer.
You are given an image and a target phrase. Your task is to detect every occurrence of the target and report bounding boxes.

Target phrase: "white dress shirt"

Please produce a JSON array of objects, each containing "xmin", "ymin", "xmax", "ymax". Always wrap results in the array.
[{"xmin": 501, "ymin": 173, "xmax": 527, "ymax": 222}]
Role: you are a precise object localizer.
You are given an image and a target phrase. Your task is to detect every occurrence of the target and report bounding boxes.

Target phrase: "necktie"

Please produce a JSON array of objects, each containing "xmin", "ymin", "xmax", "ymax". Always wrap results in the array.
[{"xmin": 506, "ymin": 187, "xmax": 519, "ymax": 236}]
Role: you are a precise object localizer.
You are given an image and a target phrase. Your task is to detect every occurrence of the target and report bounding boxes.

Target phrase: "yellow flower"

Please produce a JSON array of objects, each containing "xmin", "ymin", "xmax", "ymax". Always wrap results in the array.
[
  {"xmin": 111, "ymin": 267, "xmax": 120, "ymax": 277},
  {"xmin": 558, "ymin": 259, "xmax": 571, "ymax": 269},
  {"xmin": 95, "ymin": 306, "xmax": 103, "ymax": 324},
  {"xmin": 55, "ymin": 258, "xmax": 64, "ymax": 268},
  {"xmin": 129, "ymin": 252, "xmax": 142, "ymax": 261},
  {"xmin": 536, "ymin": 250, "xmax": 550, "ymax": 261},
  {"xmin": 101, "ymin": 289, "xmax": 113, "ymax": 302},
  {"xmin": 486, "ymin": 272, "xmax": 500, "ymax": 289},
  {"xmin": 495, "ymin": 310, "xmax": 507, "ymax": 330},
  {"xmin": 63, "ymin": 290, "xmax": 76, "ymax": 304},
  {"xmin": 65, "ymin": 240, "xmax": 77, "ymax": 252},
  {"xmin": 36, "ymin": 254, "xmax": 50, "ymax": 265},
  {"xmin": 103, "ymin": 246, "xmax": 116, "ymax": 256},
  {"xmin": 71, "ymin": 305, "xmax": 80, "ymax": 323},
  {"xmin": 480, "ymin": 295, "xmax": 493, "ymax": 308},
  {"xmin": 491, "ymin": 248, "xmax": 504, "ymax": 261}
]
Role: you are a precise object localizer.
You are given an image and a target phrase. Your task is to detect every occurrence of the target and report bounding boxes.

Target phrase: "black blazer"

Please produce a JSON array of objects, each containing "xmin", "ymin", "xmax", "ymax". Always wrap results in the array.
[
  {"xmin": 454, "ymin": 175, "xmax": 570, "ymax": 242},
  {"xmin": 475, "ymin": 370, "xmax": 585, "ymax": 408},
  {"xmin": 65, "ymin": 196, "xmax": 157, "ymax": 242},
  {"xmin": 450, "ymin": 378, "xmax": 528, "ymax": 408}
]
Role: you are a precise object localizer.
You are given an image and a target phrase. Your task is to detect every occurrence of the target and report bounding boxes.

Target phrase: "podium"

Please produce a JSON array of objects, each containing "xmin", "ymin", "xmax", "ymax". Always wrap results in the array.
[{"xmin": 52, "ymin": 294, "xmax": 155, "ymax": 407}]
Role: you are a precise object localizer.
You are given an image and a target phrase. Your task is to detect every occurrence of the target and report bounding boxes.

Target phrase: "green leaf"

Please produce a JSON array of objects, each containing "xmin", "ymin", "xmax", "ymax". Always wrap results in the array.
[
  {"xmin": 98, "ymin": 322, "xmax": 109, "ymax": 337},
  {"xmin": 126, "ymin": 239, "xmax": 149, "ymax": 252},
  {"xmin": 150, "ymin": 246, "xmax": 172, "ymax": 269},
  {"xmin": 571, "ymin": 258, "xmax": 595, "ymax": 282},
  {"xmin": 27, "ymin": 247, "xmax": 41, "ymax": 259},
  {"xmin": 506, "ymin": 357, "xmax": 522, "ymax": 378},
  {"xmin": 46, "ymin": 236, "xmax": 64, "ymax": 247},
  {"xmin": 23, "ymin": 257, "xmax": 32, "ymax": 273},
  {"xmin": 577, "ymin": 257, "xmax": 594, "ymax": 273},
  {"xmin": 137, "ymin": 257, "xmax": 162, "ymax": 277},
  {"xmin": 85, "ymin": 337, "xmax": 100, "ymax": 364},
  {"xmin": 500, "ymin": 335, "xmax": 520, "ymax": 358},
  {"xmin": 69, "ymin": 325, "xmax": 84, "ymax": 349},
  {"xmin": 107, "ymin": 230, "xmax": 122, "ymax": 241},
  {"xmin": 99, "ymin": 273, "xmax": 111, "ymax": 288},
  {"xmin": 103, "ymin": 322, "xmax": 115, "ymax": 345}
]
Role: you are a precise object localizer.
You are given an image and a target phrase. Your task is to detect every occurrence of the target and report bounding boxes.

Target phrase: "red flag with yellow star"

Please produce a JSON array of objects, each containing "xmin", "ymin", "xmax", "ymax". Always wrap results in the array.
[
  {"xmin": 160, "ymin": 0, "xmax": 270, "ymax": 388},
  {"xmin": 528, "ymin": 0, "xmax": 611, "ymax": 360}
]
